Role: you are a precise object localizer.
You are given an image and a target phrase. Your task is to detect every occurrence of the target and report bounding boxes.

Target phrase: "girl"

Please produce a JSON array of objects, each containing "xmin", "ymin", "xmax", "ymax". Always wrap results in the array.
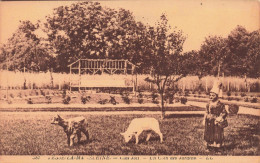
[{"xmin": 203, "ymin": 81, "xmax": 228, "ymax": 151}]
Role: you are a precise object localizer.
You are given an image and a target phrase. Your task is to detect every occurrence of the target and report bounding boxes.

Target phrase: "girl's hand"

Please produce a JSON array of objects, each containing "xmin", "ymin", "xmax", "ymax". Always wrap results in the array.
[{"xmin": 215, "ymin": 116, "xmax": 223, "ymax": 122}]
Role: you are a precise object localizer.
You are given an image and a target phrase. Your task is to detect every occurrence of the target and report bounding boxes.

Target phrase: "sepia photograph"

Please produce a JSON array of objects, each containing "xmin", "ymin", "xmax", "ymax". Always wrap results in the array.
[{"xmin": 0, "ymin": 0, "xmax": 259, "ymax": 162}]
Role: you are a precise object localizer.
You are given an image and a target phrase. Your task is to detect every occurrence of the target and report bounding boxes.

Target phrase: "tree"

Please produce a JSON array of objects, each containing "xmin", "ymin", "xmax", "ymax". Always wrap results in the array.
[
  {"xmin": 144, "ymin": 14, "xmax": 186, "ymax": 119},
  {"xmin": 44, "ymin": 1, "xmax": 146, "ymax": 72},
  {"xmin": 198, "ymin": 36, "xmax": 230, "ymax": 77},
  {"xmin": 197, "ymin": 26, "xmax": 260, "ymax": 79},
  {"xmin": 246, "ymin": 29, "xmax": 260, "ymax": 78},
  {"xmin": 0, "ymin": 20, "xmax": 54, "ymax": 72},
  {"xmin": 226, "ymin": 26, "xmax": 260, "ymax": 78}
]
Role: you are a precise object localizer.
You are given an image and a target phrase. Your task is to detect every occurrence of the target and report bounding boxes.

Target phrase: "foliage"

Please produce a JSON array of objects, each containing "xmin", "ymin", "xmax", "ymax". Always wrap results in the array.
[
  {"xmin": 62, "ymin": 89, "xmax": 66, "ymax": 98},
  {"xmin": 180, "ymin": 97, "xmax": 187, "ymax": 104},
  {"xmin": 226, "ymin": 91, "xmax": 231, "ymax": 97},
  {"xmin": 137, "ymin": 92, "xmax": 144, "ymax": 104},
  {"xmin": 228, "ymin": 104, "xmax": 239, "ymax": 114},
  {"xmin": 62, "ymin": 95, "xmax": 71, "ymax": 104},
  {"xmin": 244, "ymin": 97, "xmax": 249, "ymax": 102},
  {"xmin": 45, "ymin": 96, "xmax": 52, "ymax": 104},
  {"xmin": 250, "ymin": 97, "xmax": 257, "ymax": 103},
  {"xmin": 40, "ymin": 89, "xmax": 45, "ymax": 96},
  {"xmin": 81, "ymin": 95, "xmax": 91, "ymax": 104},
  {"xmin": 197, "ymin": 36, "xmax": 229, "ymax": 77},
  {"xmin": 151, "ymin": 91, "xmax": 159, "ymax": 104},
  {"xmin": 18, "ymin": 92, "xmax": 22, "ymax": 98},
  {"xmin": 98, "ymin": 99, "xmax": 108, "ymax": 105},
  {"xmin": 165, "ymin": 88, "xmax": 174, "ymax": 104},
  {"xmin": 44, "ymin": 1, "xmax": 146, "ymax": 72},
  {"xmin": 109, "ymin": 96, "xmax": 118, "ymax": 105},
  {"xmin": 0, "ymin": 21, "xmax": 54, "ymax": 71},
  {"xmin": 121, "ymin": 93, "xmax": 131, "ymax": 104},
  {"xmin": 27, "ymin": 98, "xmax": 33, "ymax": 104},
  {"xmin": 9, "ymin": 93, "xmax": 14, "ymax": 98},
  {"xmin": 226, "ymin": 26, "xmax": 260, "ymax": 78},
  {"xmin": 184, "ymin": 90, "xmax": 189, "ymax": 97},
  {"xmin": 143, "ymin": 14, "xmax": 188, "ymax": 118},
  {"xmin": 195, "ymin": 26, "xmax": 260, "ymax": 78}
]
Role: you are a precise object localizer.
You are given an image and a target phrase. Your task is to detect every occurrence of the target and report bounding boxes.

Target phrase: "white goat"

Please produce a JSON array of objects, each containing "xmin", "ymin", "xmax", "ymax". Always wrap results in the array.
[{"xmin": 120, "ymin": 117, "xmax": 163, "ymax": 144}]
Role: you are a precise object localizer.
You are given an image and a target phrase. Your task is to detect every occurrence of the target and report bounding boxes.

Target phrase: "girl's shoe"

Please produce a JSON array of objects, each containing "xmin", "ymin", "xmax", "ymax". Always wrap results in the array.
[
  {"xmin": 206, "ymin": 143, "xmax": 214, "ymax": 152},
  {"xmin": 213, "ymin": 147, "xmax": 223, "ymax": 154}
]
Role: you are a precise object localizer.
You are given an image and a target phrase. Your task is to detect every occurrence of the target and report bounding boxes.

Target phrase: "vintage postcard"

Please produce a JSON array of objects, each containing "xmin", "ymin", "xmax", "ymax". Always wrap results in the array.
[{"xmin": 0, "ymin": 0, "xmax": 259, "ymax": 163}]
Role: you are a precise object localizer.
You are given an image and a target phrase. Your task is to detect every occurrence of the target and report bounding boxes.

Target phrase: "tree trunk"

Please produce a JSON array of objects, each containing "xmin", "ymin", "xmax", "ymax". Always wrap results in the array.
[
  {"xmin": 23, "ymin": 66, "xmax": 26, "ymax": 89},
  {"xmin": 50, "ymin": 68, "xmax": 54, "ymax": 89},
  {"xmin": 244, "ymin": 74, "xmax": 249, "ymax": 92},
  {"xmin": 217, "ymin": 62, "xmax": 221, "ymax": 78},
  {"xmin": 205, "ymin": 77, "xmax": 208, "ymax": 92},
  {"xmin": 160, "ymin": 92, "xmax": 165, "ymax": 119}
]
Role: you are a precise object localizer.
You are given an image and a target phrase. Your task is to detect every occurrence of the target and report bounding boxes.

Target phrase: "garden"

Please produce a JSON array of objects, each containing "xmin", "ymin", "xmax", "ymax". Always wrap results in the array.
[
  {"xmin": 1, "ymin": 71, "xmax": 259, "ymax": 110},
  {"xmin": 0, "ymin": 112, "xmax": 259, "ymax": 155},
  {"xmin": 0, "ymin": 1, "xmax": 259, "ymax": 159}
]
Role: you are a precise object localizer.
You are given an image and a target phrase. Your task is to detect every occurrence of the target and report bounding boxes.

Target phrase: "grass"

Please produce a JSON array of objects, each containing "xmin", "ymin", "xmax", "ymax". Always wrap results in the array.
[{"xmin": 0, "ymin": 112, "xmax": 259, "ymax": 155}]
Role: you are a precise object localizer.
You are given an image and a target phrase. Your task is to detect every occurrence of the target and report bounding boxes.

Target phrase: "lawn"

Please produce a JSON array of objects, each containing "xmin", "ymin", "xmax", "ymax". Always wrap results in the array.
[{"xmin": 0, "ymin": 112, "xmax": 259, "ymax": 155}]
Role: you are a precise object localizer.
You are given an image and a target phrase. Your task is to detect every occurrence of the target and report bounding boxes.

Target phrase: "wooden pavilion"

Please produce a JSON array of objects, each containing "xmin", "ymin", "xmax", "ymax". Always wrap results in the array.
[{"xmin": 67, "ymin": 59, "xmax": 136, "ymax": 92}]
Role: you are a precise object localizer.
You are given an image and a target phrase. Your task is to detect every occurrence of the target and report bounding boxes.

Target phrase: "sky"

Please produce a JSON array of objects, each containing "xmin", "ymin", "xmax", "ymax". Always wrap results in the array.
[{"xmin": 0, "ymin": 0, "xmax": 259, "ymax": 52}]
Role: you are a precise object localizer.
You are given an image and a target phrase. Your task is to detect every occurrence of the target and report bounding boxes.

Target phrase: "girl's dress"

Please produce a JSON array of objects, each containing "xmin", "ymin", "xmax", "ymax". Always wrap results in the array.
[{"xmin": 204, "ymin": 100, "xmax": 228, "ymax": 145}]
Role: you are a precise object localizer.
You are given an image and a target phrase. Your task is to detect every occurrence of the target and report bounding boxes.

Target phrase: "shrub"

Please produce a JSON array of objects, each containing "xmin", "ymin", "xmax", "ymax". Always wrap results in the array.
[
  {"xmin": 45, "ymin": 96, "xmax": 52, "ymax": 104},
  {"xmin": 227, "ymin": 97, "xmax": 233, "ymax": 101},
  {"xmin": 137, "ymin": 92, "xmax": 144, "ymax": 104},
  {"xmin": 166, "ymin": 93, "xmax": 174, "ymax": 104},
  {"xmin": 40, "ymin": 89, "xmax": 45, "ymax": 96},
  {"xmin": 234, "ymin": 92, "xmax": 238, "ymax": 96},
  {"xmin": 184, "ymin": 90, "xmax": 189, "ymax": 97},
  {"xmin": 240, "ymin": 92, "xmax": 246, "ymax": 97},
  {"xmin": 228, "ymin": 104, "xmax": 239, "ymax": 114},
  {"xmin": 174, "ymin": 97, "xmax": 180, "ymax": 103},
  {"xmin": 27, "ymin": 98, "xmax": 33, "ymax": 104},
  {"xmin": 244, "ymin": 97, "xmax": 249, "ymax": 102},
  {"xmin": 63, "ymin": 95, "xmax": 71, "ymax": 104},
  {"xmin": 121, "ymin": 93, "xmax": 131, "ymax": 104},
  {"xmin": 250, "ymin": 82, "xmax": 259, "ymax": 92},
  {"xmin": 180, "ymin": 97, "xmax": 187, "ymax": 104},
  {"xmin": 81, "ymin": 95, "xmax": 91, "ymax": 104},
  {"xmin": 151, "ymin": 92, "xmax": 159, "ymax": 104},
  {"xmin": 109, "ymin": 96, "xmax": 118, "ymax": 105},
  {"xmin": 18, "ymin": 92, "xmax": 22, "ymax": 98},
  {"xmin": 98, "ymin": 99, "xmax": 108, "ymax": 105},
  {"xmin": 227, "ymin": 91, "xmax": 231, "ymax": 97},
  {"xmin": 10, "ymin": 93, "xmax": 14, "ymax": 98},
  {"xmin": 250, "ymin": 97, "xmax": 257, "ymax": 103},
  {"xmin": 62, "ymin": 89, "xmax": 66, "ymax": 98}
]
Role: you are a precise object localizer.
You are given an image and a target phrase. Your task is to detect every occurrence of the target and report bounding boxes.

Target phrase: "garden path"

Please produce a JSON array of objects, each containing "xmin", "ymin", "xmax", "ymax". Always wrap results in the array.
[{"xmin": 0, "ymin": 102, "xmax": 259, "ymax": 116}]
